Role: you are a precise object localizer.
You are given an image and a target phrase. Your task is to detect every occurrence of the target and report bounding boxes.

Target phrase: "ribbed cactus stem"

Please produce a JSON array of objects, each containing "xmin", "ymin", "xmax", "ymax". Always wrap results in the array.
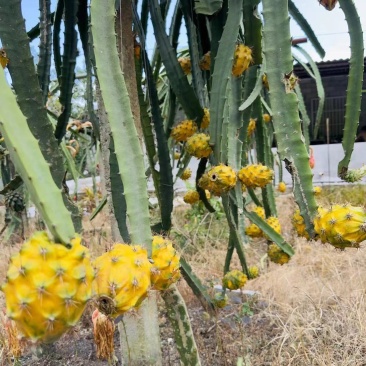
[
  {"xmin": 91, "ymin": 0, "xmax": 152, "ymax": 251},
  {"xmin": 0, "ymin": 69, "xmax": 75, "ymax": 245},
  {"xmin": 337, "ymin": 0, "xmax": 364, "ymax": 178},
  {"xmin": 209, "ymin": 0, "xmax": 243, "ymax": 162},
  {"xmin": 162, "ymin": 285, "xmax": 202, "ymax": 366},
  {"xmin": 262, "ymin": 0, "xmax": 317, "ymax": 236}
]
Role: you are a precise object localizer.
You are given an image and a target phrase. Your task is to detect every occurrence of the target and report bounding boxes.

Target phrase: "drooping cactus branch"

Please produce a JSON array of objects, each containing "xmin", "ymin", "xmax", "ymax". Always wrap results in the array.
[
  {"xmin": 262, "ymin": 0, "xmax": 317, "ymax": 236},
  {"xmin": 337, "ymin": 0, "xmax": 364, "ymax": 179},
  {"xmin": 0, "ymin": 69, "xmax": 75, "ymax": 244},
  {"xmin": 0, "ymin": 0, "xmax": 81, "ymax": 232}
]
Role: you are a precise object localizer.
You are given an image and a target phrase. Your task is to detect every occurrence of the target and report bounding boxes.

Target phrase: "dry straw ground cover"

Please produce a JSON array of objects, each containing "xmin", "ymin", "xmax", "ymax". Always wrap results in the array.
[{"xmin": 1, "ymin": 185, "xmax": 366, "ymax": 365}]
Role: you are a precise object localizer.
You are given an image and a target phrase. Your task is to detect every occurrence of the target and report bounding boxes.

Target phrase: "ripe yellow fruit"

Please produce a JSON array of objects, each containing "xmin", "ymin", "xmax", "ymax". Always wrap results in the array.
[
  {"xmin": 213, "ymin": 293, "xmax": 228, "ymax": 308},
  {"xmin": 186, "ymin": 133, "xmax": 212, "ymax": 159},
  {"xmin": 247, "ymin": 118, "xmax": 256, "ymax": 137},
  {"xmin": 313, "ymin": 186, "xmax": 322, "ymax": 196},
  {"xmin": 202, "ymin": 164, "xmax": 237, "ymax": 196},
  {"xmin": 292, "ymin": 209, "xmax": 310, "ymax": 239},
  {"xmin": 183, "ymin": 190, "xmax": 200, "ymax": 204},
  {"xmin": 1, "ymin": 232, "xmax": 94, "ymax": 342},
  {"xmin": 268, "ymin": 244, "xmax": 290, "ymax": 265},
  {"xmin": 314, "ymin": 204, "xmax": 366, "ymax": 249},
  {"xmin": 222, "ymin": 270, "xmax": 247, "ymax": 290},
  {"xmin": 199, "ymin": 51, "xmax": 211, "ymax": 71},
  {"xmin": 254, "ymin": 206, "xmax": 265, "ymax": 219},
  {"xmin": 150, "ymin": 236, "xmax": 180, "ymax": 290},
  {"xmin": 238, "ymin": 164, "xmax": 274, "ymax": 188},
  {"xmin": 93, "ymin": 244, "xmax": 151, "ymax": 318},
  {"xmin": 245, "ymin": 224, "xmax": 263, "ymax": 238},
  {"xmin": 248, "ymin": 266, "xmax": 259, "ymax": 279},
  {"xmin": 178, "ymin": 57, "xmax": 191, "ymax": 75},
  {"xmin": 201, "ymin": 108, "xmax": 210, "ymax": 129},
  {"xmin": 180, "ymin": 168, "xmax": 192, "ymax": 181},
  {"xmin": 265, "ymin": 217, "xmax": 281, "ymax": 238},
  {"xmin": 263, "ymin": 114, "xmax": 271, "ymax": 123},
  {"xmin": 171, "ymin": 120, "xmax": 197, "ymax": 142},
  {"xmin": 232, "ymin": 44, "xmax": 253, "ymax": 77},
  {"xmin": 277, "ymin": 182, "xmax": 286, "ymax": 193}
]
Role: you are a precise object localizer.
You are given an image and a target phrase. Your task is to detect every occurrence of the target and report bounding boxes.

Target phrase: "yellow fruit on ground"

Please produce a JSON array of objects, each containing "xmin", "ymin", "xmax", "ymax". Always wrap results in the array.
[
  {"xmin": 199, "ymin": 51, "xmax": 211, "ymax": 71},
  {"xmin": 150, "ymin": 236, "xmax": 180, "ymax": 291},
  {"xmin": 222, "ymin": 270, "xmax": 247, "ymax": 290},
  {"xmin": 238, "ymin": 164, "xmax": 274, "ymax": 188},
  {"xmin": 186, "ymin": 133, "xmax": 212, "ymax": 159},
  {"xmin": 180, "ymin": 168, "xmax": 192, "ymax": 181},
  {"xmin": 1, "ymin": 232, "xmax": 94, "ymax": 343},
  {"xmin": 232, "ymin": 44, "xmax": 253, "ymax": 77},
  {"xmin": 247, "ymin": 118, "xmax": 256, "ymax": 137},
  {"xmin": 201, "ymin": 108, "xmax": 210, "ymax": 129},
  {"xmin": 277, "ymin": 182, "xmax": 286, "ymax": 193},
  {"xmin": 313, "ymin": 186, "xmax": 322, "ymax": 196},
  {"xmin": 268, "ymin": 244, "xmax": 290, "ymax": 265},
  {"xmin": 183, "ymin": 190, "xmax": 200, "ymax": 204},
  {"xmin": 213, "ymin": 293, "xmax": 228, "ymax": 308},
  {"xmin": 178, "ymin": 57, "xmax": 191, "ymax": 75},
  {"xmin": 248, "ymin": 266, "xmax": 259, "ymax": 279},
  {"xmin": 314, "ymin": 204, "xmax": 366, "ymax": 249},
  {"xmin": 171, "ymin": 120, "xmax": 197, "ymax": 142},
  {"xmin": 292, "ymin": 209, "xmax": 310, "ymax": 239},
  {"xmin": 93, "ymin": 244, "xmax": 151, "ymax": 318},
  {"xmin": 263, "ymin": 114, "xmax": 271, "ymax": 123},
  {"xmin": 204, "ymin": 164, "xmax": 237, "ymax": 196},
  {"xmin": 245, "ymin": 224, "xmax": 263, "ymax": 238}
]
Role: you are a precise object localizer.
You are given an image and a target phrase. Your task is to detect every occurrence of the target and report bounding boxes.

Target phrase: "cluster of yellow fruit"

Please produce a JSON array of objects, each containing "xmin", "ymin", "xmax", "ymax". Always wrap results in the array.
[
  {"xmin": 197, "ymin": 163, "xmax": 274, "ymax": 197},
  {"xmin": 199, "ymin": 44, "xmax": 253, "ymax": 77},
  {"xmin": 245, "ymin": 206, "xmax": 282, "ymax": 240},
  {"xmin": 1, "ymin": 232, "xmax": 180, "ymax": 343},
  {"xmin": 292, "ymin": 203, "xmax": 366, "ymax": 250},
  {"xmin": 171, "ymin": 109, "xmax": 211, "ymax": 158}
]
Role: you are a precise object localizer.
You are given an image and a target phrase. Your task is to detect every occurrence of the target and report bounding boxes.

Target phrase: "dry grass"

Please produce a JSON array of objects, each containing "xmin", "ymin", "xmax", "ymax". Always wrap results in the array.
[
  {"xmin": 174, "ymin": 190, "xmax": 366, "ymax": 365},
  {"xmin": 2, "ymin": 187, "xmax": 366, "ymax": 365}
]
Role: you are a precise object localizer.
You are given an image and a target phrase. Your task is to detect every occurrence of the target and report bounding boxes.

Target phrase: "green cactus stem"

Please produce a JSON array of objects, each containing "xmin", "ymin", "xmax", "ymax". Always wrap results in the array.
[
  {"xmin": 149, "ymin": 0, "xmax": 204, "ymax": 124},
  {"xmin": 209, "ymin": 0, "xmax": 243, "ymax": 163},
  {"xmin": 180, "ymin": 258, "xmax": 215, "ymax": 313},
  {"xmin": 0, "ymin": 0, "xmax": 81, "ymax": 232},
  {"xmin": 91, "ymin": 0, "xmax": 152, "ymax": 249},
  {"xmin": 37, "ymin": 0, "xmax": 52, "ymax": 106},
  {"xmin": 337, "ymin": 0, "xmax": 364, "ymax": 179},
  {"xmin": 0, "ymin": 69, "xmax": 75, "ymax": 244},
  {"xmin": 162, "ymin": 285, "xmax": 202, "ymax": 366},
  {"xmin": 294, "ymin": 45, "xmax": 325, "ymax": 141},
  {"xmin": 288, "ymin": 0, "xmax": 325, "ymax": 58},
  {"xmin": 52, "ymin": 0, "xmax": 63, "ymax": 81},
  {"xmin": 262, "ymin": 0, "xmax": 317, "ymax": 237},
  {"xmin": 54, "ymin": 0, "xmax": 78, "ymax": 142}
]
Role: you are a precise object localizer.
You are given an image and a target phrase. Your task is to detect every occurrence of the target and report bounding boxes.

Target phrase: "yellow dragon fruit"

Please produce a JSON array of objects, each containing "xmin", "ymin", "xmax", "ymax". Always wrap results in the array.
[
  {"xmin": 222, "ymin": 270, "xmax": 247, "ymax": 290},
  {"xmin": 186, "ymin": 133, "xmax": 212, "ymax": 158},
  {"xmin": 171, "ymin": 120, "xmax": 197, "ymax": 142},
  {"xmin": 238, "ymin": 164, "xmax": 274, "ymax": 188}
]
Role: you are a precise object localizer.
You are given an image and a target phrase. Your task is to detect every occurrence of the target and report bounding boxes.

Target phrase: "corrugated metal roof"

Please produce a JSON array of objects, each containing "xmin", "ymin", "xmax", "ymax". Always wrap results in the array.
[{"xmin": 294, "ymin": 57, "xmax": 366, "ymax": 78}]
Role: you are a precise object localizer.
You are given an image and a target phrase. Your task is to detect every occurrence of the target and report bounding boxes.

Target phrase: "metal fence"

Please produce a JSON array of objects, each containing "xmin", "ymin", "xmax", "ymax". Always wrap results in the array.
[{"xmin": 310, "ymin": 96, "xmax": 346, "ymax": 143}]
